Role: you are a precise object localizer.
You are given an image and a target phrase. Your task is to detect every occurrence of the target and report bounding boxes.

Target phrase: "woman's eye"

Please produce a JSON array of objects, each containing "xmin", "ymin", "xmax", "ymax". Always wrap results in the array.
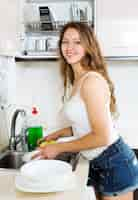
[
  {"xmin": 75, "ymin": 41, "xmax": 81, "ymax": 44},
  {"xmin": 61, "ymin": 40, "xmax": 81, "ymax": 45},
  {"xmin": 62, "ymin": 41, "xmax": 68, "ymax": 44}
]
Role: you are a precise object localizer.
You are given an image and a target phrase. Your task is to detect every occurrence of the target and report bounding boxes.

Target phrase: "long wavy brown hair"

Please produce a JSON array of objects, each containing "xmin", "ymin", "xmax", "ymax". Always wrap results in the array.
[{"xmin": 58, "ymin": 22, "xmax": 117, "ymax": 115}]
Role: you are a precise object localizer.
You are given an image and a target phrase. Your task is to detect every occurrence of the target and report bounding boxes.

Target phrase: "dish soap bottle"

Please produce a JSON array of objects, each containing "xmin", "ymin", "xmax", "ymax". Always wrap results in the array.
[{"xmin": 27, "ymin": 106, "xmax": 43, "ymax": 151}]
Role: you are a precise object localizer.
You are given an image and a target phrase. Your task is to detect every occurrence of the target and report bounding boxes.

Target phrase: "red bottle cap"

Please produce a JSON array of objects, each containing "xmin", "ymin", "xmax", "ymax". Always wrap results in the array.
[{"xmin": 32, "ymin": 107, "xmax": 38, "ymax": 115}]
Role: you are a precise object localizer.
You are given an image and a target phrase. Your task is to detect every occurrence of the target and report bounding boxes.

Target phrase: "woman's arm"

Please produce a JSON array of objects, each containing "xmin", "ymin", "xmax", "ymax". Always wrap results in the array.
[{"xmin": 45, "ymin": 127, "xmax": 73, "ymax": 141}]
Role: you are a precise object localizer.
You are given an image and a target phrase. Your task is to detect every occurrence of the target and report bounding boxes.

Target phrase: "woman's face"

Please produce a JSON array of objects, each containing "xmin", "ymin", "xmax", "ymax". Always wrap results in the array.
[{"xmin": 61, "ymin": 28, "xmax": 85, "ymax": 65}]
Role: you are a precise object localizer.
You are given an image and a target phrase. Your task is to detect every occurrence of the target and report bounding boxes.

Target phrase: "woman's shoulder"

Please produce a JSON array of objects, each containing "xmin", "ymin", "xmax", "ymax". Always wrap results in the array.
[
  {"xmin": 87, "ymin": 71, "xmax": 105, "ymax": 79},
  {"xmin": 81, "ymin": 71, "xmax": 110, "ymax": 100},
  {"xmin": 82, "ymin": 71, "xmax": 108, "ymax": 89}
]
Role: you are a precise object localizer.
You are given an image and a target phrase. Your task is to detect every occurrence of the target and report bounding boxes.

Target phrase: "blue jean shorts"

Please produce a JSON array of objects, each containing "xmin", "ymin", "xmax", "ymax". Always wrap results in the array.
[{"xmin": 87, "ymin": 137, "xmax": 138, "ymax": 196}]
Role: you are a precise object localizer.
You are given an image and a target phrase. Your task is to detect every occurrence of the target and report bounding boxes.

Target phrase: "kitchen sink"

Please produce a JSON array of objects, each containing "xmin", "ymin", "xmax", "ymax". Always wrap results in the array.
[
  {"xmin": 0, "ymin": 150, "xmax": 80, "ymax": 171},
  {"xmin": 0, "ymin": 150, "xmax": 25, "ymax": 169}
]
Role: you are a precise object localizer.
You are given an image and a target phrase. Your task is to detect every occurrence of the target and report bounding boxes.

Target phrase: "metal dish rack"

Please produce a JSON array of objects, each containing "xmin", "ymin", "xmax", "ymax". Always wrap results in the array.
[{"xmin": 24, "ymin": 20, "xmax": 93, "ymax": 33}]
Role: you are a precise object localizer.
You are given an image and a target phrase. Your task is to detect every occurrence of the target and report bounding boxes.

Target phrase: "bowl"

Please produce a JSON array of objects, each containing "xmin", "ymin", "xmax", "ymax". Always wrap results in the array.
[{"xmin": 20, "ymin": 159, "xmax": 73, "ymax": 182}]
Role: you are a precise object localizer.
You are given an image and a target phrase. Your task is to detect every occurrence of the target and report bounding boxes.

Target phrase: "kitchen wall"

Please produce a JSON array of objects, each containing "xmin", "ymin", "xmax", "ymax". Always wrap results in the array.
[
  {"xmin": 12, "ymin": 60, "xmax": 138, "ymax": 148},
  {"xmin": 15, "ymin": 61, "xmax": 66, "ymax": 130},
  {"xmin": 0, "ymin": 1, "xmax": 138, "ymax": 148},
  {"xmin": 0, "ymin": 56, "xmax": 16, "ymax": 106},
  {"xmin": 0, "ymin": 58, "xmax": 138, "ymax": 147},
  {"xmin": 108, "ymin": 61, "xmax": 138, "ymax": 148}
]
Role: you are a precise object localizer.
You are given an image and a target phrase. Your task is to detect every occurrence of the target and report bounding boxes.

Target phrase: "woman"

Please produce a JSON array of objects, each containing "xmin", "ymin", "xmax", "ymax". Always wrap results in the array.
[{"xmin": 35, "ymin": 22, "xmax": 138, "ymax": 199}]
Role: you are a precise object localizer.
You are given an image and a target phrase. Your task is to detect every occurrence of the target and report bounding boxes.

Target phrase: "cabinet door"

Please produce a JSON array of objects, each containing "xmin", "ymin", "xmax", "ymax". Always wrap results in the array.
[
  {"xmin": 96, "ymin": 0, "xmax": 138, "ymax": 57},
  {"xmin": 0, "ymin": 0, "xmax": 20, "ymax": 55}
]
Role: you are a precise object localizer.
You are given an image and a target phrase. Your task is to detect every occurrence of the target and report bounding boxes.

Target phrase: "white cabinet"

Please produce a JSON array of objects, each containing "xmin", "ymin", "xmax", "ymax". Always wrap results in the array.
[
  {"xmin": 1, "ymin": 0, "xmax": 138, "ymax": 58},
  {"xmin": 0, "ymin": 0, "xmax": 23, "ymax": 55},
  {"xmin": 96, "ymin": 0, "xmax": 138, "ymax": 57}
]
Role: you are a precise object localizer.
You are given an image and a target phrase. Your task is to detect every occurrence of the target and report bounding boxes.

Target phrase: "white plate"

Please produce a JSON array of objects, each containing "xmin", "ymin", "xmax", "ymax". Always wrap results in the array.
[
  {"xmin": 15, "ymin": 173, "xmax": 77, "ymax": 193},
  {"xmin": 20, "ymin": 160, "xmax": 72, "ymax": 182}
]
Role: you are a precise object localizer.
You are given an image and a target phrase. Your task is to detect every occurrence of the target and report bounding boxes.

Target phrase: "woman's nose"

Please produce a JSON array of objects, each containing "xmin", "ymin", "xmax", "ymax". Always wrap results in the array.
[{"xmin": 66, "ymin": 42, "xmax": 74, "ymax": 50}]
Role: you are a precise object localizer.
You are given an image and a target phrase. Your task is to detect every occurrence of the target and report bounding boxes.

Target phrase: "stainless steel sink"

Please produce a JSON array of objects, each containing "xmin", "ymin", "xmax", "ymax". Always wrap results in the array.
[
  {"xmin": 0, "ymin": 150, "xmax": 80, "ymax": 171},
  {"xmin": 0, "ymin": 150, "xmax": 25, "ymax": 169},
  {"xmin": 0, "ymin": 108, "xmax": 79, "ymax": 170}
]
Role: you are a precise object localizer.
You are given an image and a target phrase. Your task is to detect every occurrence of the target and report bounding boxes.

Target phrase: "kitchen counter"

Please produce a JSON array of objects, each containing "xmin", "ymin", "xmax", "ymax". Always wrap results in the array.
[{"xmin": 0, "ymin": 156, "xmax": 96, "ymax": 200}]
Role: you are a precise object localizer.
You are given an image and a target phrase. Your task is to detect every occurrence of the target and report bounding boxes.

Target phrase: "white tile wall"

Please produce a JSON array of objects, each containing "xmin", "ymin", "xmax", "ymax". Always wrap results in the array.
[
  {"xmin": 15, "ymin": 61, "xmax": 65, "ymax": 130},
  {"xmin": 0, "ymin": 56, "xmax": 16, "ymax": 106},
  {"xmin": 108, "ymin": 61, "xmax": 138, "ymax": 148},
  {"xmin": 4, "ymin": 59, "xmax": 138, "ymax": 148},
  {"xmin": 21, "ymin": 0, "xmax": 138, "ymax": 148}
]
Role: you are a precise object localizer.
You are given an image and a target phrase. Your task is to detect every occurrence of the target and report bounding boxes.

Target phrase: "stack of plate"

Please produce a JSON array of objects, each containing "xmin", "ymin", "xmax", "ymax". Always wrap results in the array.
[{"xmin": 15, "ymin": 159, "xmax": 77, "ymax": 193}]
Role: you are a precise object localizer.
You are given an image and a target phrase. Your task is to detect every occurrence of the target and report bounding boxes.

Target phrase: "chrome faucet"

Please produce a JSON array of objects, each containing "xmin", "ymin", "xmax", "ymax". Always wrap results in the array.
[{"xmin": 9, "ymin": 109, "xmax": 28, "ymax": 152}]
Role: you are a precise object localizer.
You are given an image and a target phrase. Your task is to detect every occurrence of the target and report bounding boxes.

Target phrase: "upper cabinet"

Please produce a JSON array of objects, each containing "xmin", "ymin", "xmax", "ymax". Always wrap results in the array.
[
  {"xmin": 96, "ymin": 0, "xmax": 138, "ymax": 57},
  {"xmin": 0, "ymin": 0, "xmax": 21, "ymax": 55},
  {"xmin": 2, "ymin": 0, "xmax": 137, "ymax": 58}
]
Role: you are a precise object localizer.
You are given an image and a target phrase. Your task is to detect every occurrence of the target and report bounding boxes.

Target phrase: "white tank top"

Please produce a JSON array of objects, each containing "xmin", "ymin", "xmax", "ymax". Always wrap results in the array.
[{"xmin": 62, "ymin": 71, "xmax": 119, "ymax": 160}]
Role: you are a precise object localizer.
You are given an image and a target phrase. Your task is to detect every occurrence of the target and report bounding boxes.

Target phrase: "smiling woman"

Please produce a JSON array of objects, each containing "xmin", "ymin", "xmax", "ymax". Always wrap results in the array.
[{"xmin": 33, "ymin": 22, "xmax": 138, "ymax": 200}]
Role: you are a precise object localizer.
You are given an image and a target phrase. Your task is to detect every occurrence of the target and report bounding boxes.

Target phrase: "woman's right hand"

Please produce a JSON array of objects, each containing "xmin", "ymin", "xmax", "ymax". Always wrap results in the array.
[
  {"xmin": 37, "ymin": 132, "xmax": 60, "ymax": 146},
  {"xmin": 44, "ymin": 132, "xmax": 60, "ymax": 141},
  {"xmin": 37, "ymin": 127, "xmax": 72, "ymax": 146}
]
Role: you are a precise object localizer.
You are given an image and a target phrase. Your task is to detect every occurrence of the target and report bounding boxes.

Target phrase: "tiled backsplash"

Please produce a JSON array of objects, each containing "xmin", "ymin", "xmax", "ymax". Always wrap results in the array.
[
  {"xmin": 15, "ymin": 61, "xmax": 68, "ymax": 132},
  {"xmin": 108, "ymin": 61, "xmax": 138, "ymax": 148},
  {"xmin": 1, "ymin": 57, "xmax": 138, "ymax": 147},
  {"xmin": 0, "ymin": 56, "xmax": 16, "ymax": 106}
]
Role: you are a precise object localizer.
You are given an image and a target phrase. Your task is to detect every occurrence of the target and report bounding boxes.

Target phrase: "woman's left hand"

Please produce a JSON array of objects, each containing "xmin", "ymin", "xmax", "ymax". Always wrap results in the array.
[{"xmin": 32, "ymin": 144, "xmax": 62, "ymax": 160}]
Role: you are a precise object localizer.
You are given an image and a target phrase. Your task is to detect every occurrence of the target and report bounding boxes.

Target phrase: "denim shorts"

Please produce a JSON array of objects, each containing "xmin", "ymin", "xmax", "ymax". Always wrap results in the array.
[{"xmin": 87, "ymin": 136, "xmax": 138, "ymax": 196}]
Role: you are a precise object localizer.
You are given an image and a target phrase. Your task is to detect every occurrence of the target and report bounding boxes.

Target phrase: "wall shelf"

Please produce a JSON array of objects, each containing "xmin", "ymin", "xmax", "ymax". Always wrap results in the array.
[
  {"xmin": 24, "ymin": 20, "xmax": 93, "ymax": 34},
  {"xmin": 15, "ymin": 55, "xmax": 138, "ymax": 62},
  {"xmin": 15, "ymin": 54, "xmax": 58, "ymax": 62},
  {"xmin": 105, "ymin": 56, "xmax": 138, "ymax": 61},
  {"xmin": 26, "ymin": 0, "xmax": 92, "ymax": 3}
]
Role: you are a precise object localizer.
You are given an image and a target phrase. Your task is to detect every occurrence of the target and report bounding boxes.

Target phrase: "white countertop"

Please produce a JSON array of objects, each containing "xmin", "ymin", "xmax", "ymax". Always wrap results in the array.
[{"xmin": 0, "ymin": 156, "xmax": 96, "ymax": 200}]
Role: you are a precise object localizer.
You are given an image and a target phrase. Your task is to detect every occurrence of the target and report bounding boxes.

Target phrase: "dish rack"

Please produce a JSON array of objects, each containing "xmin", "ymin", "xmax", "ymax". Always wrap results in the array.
[{"xmin": 24, "ymin": 20, "xmax": 93, "ymax": 33}]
